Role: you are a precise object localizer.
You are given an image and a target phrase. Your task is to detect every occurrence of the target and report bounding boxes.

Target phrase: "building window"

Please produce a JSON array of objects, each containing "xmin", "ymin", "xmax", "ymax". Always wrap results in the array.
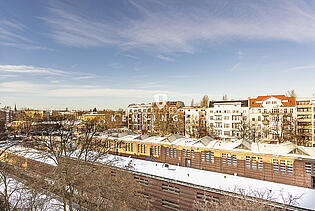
[
  {"xmin": 221, "ymin": 153, "xmax": 227, "ymax": 165},
  {"xmin": 182, "ymin": 149, "xmax": 186, "ymax": 157},
  {"xmin": 196, "ymin": 192, "xmax": 219, "ymax": 204},
  {"xmin": 227, "ymin": 154, "xmax": 231, "ymax": 166},
  {"xmin": 232, "ymin": 155, "xmax": 237, "ymax": 166},
  {"xmin": 224, "ymin": 131, "xmax": 230, "ymax": 136},
  {"xmin": 273, "ymin": 159, "xmax": 279, "ymax": 173},
  {"xmin": 131, "ymin": 143, "xmax": 133, "ymax": 152},
  {"xmin": 137, "ymin": 144, "xmax": 140, "ymax": 153},
  {"xmin": 305, "ymin": 163, "xmax": 312, "ymax": 174},
  {"xmin": 134, "ymin": 176, "xmax": 149, "ymax": 186},
  {"xmin": 169, "ymin": 148, "xmax": 172, "ymax": 157},
  {"xmin": 162, "ymin": 199, "xmax": 180, "ymax": 211},
  {"xmin": 205, "ymin": 152, "xmax": 210, "ymax": 162},
  {"xmin": 154, "ymin": 146, "xmax": 157, "ymax": 155},
  {"xmin": 144, "ymin": 145, "xmax": 146, "ymax": 153},
  {"xmin": 246, "ymin": 156, "xmax": 251, "ymax": 169},
  {"xmin": 280, "ymin": 160, "xmax": 286, "ymax": 174},
  {"xmin": 258, "ymin": 157, "xmax": 263, "ymax": 171},
  {"xmin": 287, "ymin": 161, "xmax": 293, "ymax": 175},
  {"xmin": 173, "ymin": 148, "xmax": 176, "ymax": 158},
  {"xmin": 162, "ymin": 184, "xmax": 180, "ymax": 195},
  {"xmin": 252, "ymin": 157, "xmax": 257, "ymax": 169},
  {"xmin": 191, "ymin": 150, "xmax": 194, "ymax": 158},
  {"xmin": 201, "ymin": 151, "xmax": 205, "ymax": 162},
  {"xmin": 158, "ymin": 146, "xmax": 161, "ymax": 156},
  {"xmin": 210, "ymin": 152, "xmax": 214, "ymax": 163},
  {"xmin": 187, "ymin": 150, "xmax": 191, "ymax": 158},
  {"xmin": 166, "ymin": 147, "xmax": 169, "ymax": 157}
]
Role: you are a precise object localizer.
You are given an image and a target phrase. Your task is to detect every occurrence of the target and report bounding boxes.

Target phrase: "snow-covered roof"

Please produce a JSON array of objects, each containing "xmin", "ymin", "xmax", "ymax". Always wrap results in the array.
[
  {"xmin": 103, "ymin": 155, "xmax": 315, "ymax": 210},
  {"xmin": 3, "ymin": 145, "xmax": 314, "ymax": 210},
  {"xmin": 3, "ymin": 145, "xmax": 57, "ymax": 166},
  {"xmin": 102, "ymin": 133, "xmax": 315, "ymax": 160}
]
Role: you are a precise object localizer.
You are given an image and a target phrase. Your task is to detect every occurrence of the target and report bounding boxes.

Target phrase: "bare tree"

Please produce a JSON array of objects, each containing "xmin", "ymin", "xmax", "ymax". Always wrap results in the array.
[
  {"xmin": 286, "ymin": 89, "xmax": 297, "ymax": 98},
  {"xmin": 200, "ymin": 95, "xmax": 209, "ymax": 107},
  {"xmin": 26, "ymin": 118, "xmax": 149, "ymax": 211},
  {"xmin": 194, "ymin": 187, "xmax": 301, "ymax": 211},
  {"xmin": 235, "ymin": 114, "xmax": 251, "ymax": 140},
  {"xmin": 269, "ymin": 110, "xmax": 297, "ymax": 143}
]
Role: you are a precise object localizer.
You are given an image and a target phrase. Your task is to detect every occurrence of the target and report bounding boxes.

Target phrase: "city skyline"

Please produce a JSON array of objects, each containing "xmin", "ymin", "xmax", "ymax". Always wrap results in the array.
[{"xmin": 1, "ymin": 0, "xmax": 315, "ymax": 109}]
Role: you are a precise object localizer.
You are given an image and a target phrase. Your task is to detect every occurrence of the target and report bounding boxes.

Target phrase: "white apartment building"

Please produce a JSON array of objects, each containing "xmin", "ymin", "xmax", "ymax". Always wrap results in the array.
[
  {"xmin": 207, "ymin": 100, "xmax": 249, "ymax": 141},
  {"xmin": 249, "ymin": 95, "xmax": 296, "ymax": 142}
]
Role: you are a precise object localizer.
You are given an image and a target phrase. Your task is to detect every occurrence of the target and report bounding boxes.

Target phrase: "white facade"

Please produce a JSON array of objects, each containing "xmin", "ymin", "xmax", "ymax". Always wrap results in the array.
[
  {"xmin": 249, "ymin": 96, "xmax": 296, "ymax": 142},
  {"xmin": 207, "ymin": 101, "xmax": 249, "ymax": 141}
]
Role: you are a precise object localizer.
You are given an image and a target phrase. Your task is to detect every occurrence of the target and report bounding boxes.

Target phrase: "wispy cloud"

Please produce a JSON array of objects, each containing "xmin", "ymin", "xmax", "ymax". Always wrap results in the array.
[
  {"xmin": 156, "ymin": 54, "xmax": 175, "ymax": 62},
  {"xmin": 168, "ymin": 75, "xmax": 191, "ymax": 79},
  {"xmin": 285, "ymin": 65, "xmax": 315, "ymax": 72},
  {"xmin": 0, "ymin": 80, "xmax": 174, "ymax": 98},
  {"xmin": 0, "ymin": 20, "xmax": 50, "ymax": 51},
  {"xmin": 0, "ymin": 65, "xmax": 67, "ymax": 76},
  {"xmin": 0, "ymin": 74, "xmax": 17, "ymax": 79},
  {"xmin": 40, "ymin": 1, "xmax": 119, "ymax": 47},
  {"xmin": 42, "ymin": 1, "xmax": 315, "ymax": 54},
  {"xmin": 72, "ymin": 74, "xmax": 96, "ymax": 80},
  {"xmin": 229, "ymin": 62, "xmax": 241, "ymax": 72},
  {"xmin": 136, "ymin": 81, "xmax": 164, "ymax": 89},
  {"xmin": 0, "ymin": 20, "xmax": 29, "ymax": 42},
  {"xmin": 0, "ymin": 42, "xmax": 52, "ymax": 51},
  {"xmin": 0, "ymin": 81, "xmax": 41, "ymax": 93},
  {"xmin": 120, "ymin": 54, "xmax": 139, "ymax": 60}
]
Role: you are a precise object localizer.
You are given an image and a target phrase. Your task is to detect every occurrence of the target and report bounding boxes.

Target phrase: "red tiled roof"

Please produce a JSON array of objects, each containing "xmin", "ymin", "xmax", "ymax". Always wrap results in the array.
[{"xmin": 249, "ymin": 95, "xmax": 296, "ymax": 107}]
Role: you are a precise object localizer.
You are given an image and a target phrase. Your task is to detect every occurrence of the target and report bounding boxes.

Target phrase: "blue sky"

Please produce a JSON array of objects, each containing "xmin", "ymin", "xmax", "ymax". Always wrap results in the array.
[{"xmin": 1, "ymin": 0, "xmax": 315, "ymax": 110}]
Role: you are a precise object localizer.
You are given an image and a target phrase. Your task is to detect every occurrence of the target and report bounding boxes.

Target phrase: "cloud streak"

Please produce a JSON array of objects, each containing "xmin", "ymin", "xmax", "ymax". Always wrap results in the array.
[
  {"xmin": 285, "ymin": 65, "xmax": 315, "ymax": 72},
  {"xmin": 156, "ymin": 54, "xmax": 175, "ymax": 62},
  {"xmin": 42, "ymin": 0, "xmax": 315, "ymax": 54},
  {"xmin": 0, "ymin": 19, "xmax": 53, "ymax": 51},
  {"xmin": 0, "ymin": 80, "xmax": 178, "ymax": 98},
  {"xmin": 0, "ymin": 65, "xmax": 67, "ymax": 76}
]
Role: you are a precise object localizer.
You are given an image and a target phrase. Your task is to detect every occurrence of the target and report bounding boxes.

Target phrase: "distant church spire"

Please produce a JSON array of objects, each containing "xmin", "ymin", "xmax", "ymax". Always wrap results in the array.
[{"xmin": 14, "ymin": 104, "xmax": 17, "ymax": 111}]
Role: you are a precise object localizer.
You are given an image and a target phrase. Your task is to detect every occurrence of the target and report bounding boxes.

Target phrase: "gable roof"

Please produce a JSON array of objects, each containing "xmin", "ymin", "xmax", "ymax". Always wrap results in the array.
[
  {"xmin": 289, "ymin": 147, "xmax": 310, "ymax": 156},
  {"xmin": 249, "ymin": 95, "xmax": 295, "ymax": 107},
  {"xmin": 163, "ymin": 134, "xmax": 184, "ymax": 143},
  {"xmin": 135, "ymin": 134, "xmax": 151, "ymax": 140},
  {"xmin": 234, "ymin": 139, "xmax": 252, "ymax": 150},
  {"xmin": 196, "ymin": 136, "xmax": 215, "ymax": 146}
]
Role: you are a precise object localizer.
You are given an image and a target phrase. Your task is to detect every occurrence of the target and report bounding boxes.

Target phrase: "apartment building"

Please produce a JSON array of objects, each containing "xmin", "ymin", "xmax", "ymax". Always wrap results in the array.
[
  {"xmin": 207, "ymin": 100, "xmax": 249, "ymax": 141},
  {"xmin": 181, "ymin": 107, "xmax": 207, "ymax": 138},
  {"xmin": 249, "ymin": 95, "xmax": 296, "ymax": 143},
  {"xmin": 127, "ymin": 101, "xmax": 184, "ymax": 135},
  {"xmin": 296, "ymin": 96, "xmax": 315, "ymax": 147},
  {"xmin": 128, "ymin": 103, "xmax": 154, "ymax": 133}
]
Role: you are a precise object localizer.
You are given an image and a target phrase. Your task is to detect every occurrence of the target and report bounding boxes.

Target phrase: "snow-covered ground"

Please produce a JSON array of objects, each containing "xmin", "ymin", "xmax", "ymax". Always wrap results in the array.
[{"xmin": 0, "ymin": 174, "xmax": 64, "ymax": 210}]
